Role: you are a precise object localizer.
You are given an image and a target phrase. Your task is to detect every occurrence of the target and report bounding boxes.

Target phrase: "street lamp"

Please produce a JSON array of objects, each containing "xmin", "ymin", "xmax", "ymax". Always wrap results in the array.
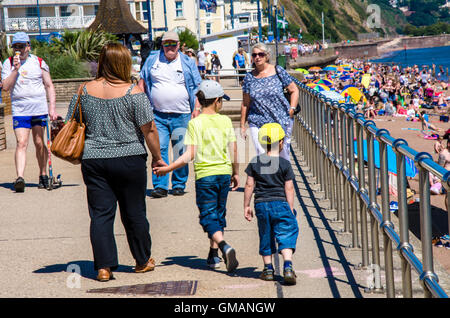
[
  {"xmin": 145, "ymin": 0, "xmax": 152, "ymax": 41},
  {"xmin": 273, "ymin": 0, "xmax": 278, "ymax": 65},
  {"xmin": 36, "ymin": 0, "xmax": 42, "ymax": 37}
]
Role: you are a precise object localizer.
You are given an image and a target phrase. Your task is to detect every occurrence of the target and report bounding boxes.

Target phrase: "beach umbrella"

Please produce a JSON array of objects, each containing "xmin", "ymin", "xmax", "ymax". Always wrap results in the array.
[
  {"xmin": 309, "ymin": 84, "xmax": 330, "ymax": 92},
  {"xmin": 320, "ymin": 90, "xmax": 345, "ymax": 103},
  {"xmin": 295, "ymin": 68, "xmax": 309, "ymax": 74},
  {"xmin": 323, "ymin": 66, "xmax": 337, "ymax": 72},
  {"xmin": 313, "ymin": 79, "xmax": 333, "ymax": 87},
  {"xmin": 308, "ymin": 66, "xmax": 322, "ymax": 72},
  {"xmin": 339, "ymin": 75, "xmax": 351, "ymax": 81}
]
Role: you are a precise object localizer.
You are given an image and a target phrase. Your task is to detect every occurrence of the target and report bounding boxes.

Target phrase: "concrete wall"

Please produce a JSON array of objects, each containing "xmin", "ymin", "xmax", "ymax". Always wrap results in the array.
[
  {"xmin": 401, "ymin": 34, "xmax": 450, "ymax": 50},
  {"xmin": 331, "ymin": 43, "xmax": 379, "ymax": 59}
]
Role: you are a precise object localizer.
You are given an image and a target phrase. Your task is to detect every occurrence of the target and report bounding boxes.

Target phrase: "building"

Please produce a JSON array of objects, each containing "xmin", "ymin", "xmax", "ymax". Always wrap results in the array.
[{"xmin": 1, "ymin": 0, "xmax": 267, "ymax": 44}]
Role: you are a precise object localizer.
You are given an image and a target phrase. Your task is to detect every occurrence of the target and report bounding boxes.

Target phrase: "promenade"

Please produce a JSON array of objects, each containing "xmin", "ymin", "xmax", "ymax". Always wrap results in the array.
[{"xmin": 0, "ymin": 100, "xmax": 448, "ymax": 299}]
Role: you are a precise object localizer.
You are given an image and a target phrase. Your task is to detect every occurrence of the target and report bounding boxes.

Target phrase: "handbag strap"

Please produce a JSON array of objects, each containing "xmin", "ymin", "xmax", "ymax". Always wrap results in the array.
[
  {"xmin": 70, "ymin": 82, "xmax": 87, "ymax": 123},
  {"xmin": 275, "ymin": 65, "xmax": 286, "ymax": 89}
]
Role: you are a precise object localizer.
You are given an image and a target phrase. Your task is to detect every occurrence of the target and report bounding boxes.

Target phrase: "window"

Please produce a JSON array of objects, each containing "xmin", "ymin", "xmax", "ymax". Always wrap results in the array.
[
  {"xmin": 60, "ymin": 6, "xmax": 72, "ymax": 17},
  {"xmin": 26, "ymin": 7, "xmax": 38, "ymax": 18},
  {"xmin": 175, "ymin": 1, "xmax": 183, "ymax": 18},
  {"xmin": 94, "ymin": 5, "xmax": 99, "ymax": 15},
  {"xmin": 206, "ymin": 23, "xmax": 211, "ymax": 35}
]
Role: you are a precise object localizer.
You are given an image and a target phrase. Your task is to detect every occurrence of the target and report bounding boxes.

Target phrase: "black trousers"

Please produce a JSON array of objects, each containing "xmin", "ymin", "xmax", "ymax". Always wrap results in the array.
[{"xmin": 81, "ymin": 154, "xmax": 151, "ymax": 271}]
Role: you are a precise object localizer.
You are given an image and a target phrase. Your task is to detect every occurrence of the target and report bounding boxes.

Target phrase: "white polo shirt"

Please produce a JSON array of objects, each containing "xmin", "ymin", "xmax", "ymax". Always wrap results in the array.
[
  {"xmin": 1, "ymin": 54, "xmax": 49, "ymax": 116},
  {"xmin": 149, "ymin": 53, "xmax": 190, "ymax": 114}
]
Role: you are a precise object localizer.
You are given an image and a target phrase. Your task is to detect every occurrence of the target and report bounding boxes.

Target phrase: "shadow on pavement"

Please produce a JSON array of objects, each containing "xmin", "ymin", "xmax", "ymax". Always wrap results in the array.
[
  {"xmin": 160, "ymin": 255, "xmax": 260, "ymax": 278},
  {"xmin": 33, "ymin": 260, "xmax": 134, "ymax": 281},
  {"xmin": 291, "ymin": 147, "xmax": 365, "ymax": 298}
]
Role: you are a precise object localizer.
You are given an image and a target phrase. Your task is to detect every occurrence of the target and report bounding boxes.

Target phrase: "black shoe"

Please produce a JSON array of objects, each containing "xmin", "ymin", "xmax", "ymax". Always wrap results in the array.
[
  {"xmin": 283, "ymin": 267, "xmax": 297, "ymax": 285},
  {"xmin": 222, "ymin": 244, "xmax": 239, "ymax": 273},
  {"xmin": 13, "ymin": 177, "xmax": 25, "ymax": 193},
  {"xmin": 172, "ymin": 188, "xmax": 185, "ymax": 196},
  {"xmin": 151, "ymin": 188, "xmax": 168, "ymax": 198},
  {"xmin": 38, "ymin": 175, "xmax": 49, "ymax": 189},
  {"xmin": 260, "ymin": 268, "xmax": 274, "ymax": 281}
]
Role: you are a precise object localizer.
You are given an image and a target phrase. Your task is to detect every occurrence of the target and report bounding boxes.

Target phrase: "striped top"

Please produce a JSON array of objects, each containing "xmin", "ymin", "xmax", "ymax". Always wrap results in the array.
[{"xmin": 65, "ymin": 84, "xmax": 154, "ymax": 160}]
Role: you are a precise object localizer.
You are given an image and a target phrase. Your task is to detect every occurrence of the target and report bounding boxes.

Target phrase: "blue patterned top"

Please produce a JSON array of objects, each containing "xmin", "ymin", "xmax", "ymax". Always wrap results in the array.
[{"xmin": 242, "ymin": 65, "xmax": 292, "ymax": 132}]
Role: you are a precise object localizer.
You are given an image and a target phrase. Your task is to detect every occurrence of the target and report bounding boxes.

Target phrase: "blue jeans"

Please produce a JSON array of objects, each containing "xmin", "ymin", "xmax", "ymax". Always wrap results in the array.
[
  {"xmin": 151, "ymin": 110, "xmax": 191, "ymax": 190},
  {"xmin": 255, "ymin": 201, "xmax": 299, "ymax": 256},
  {"xmin": 195, "ymin": 175, "xmax": 231, "ymax": 239}
]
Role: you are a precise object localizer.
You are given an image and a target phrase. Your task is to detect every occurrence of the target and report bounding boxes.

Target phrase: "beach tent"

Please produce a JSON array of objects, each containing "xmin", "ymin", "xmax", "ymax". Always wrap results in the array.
[
  {"xmin": 309, "ymin": 66, "xmax": 322, "ymax": 72},
  {"xmin": 320, "ymin": 90, "xmax": 345, "ymax": 103},
  {"xmin": 341, "ymin": 86, "xmax": 366, "ymax": 103},
  {"xmin": 353, "ymin": 139, "xmax": 418, "ymax": 178},
  {"xmin": 361, "ymin": 74, "xmax": 371, "ymax": 89},
  {"xmin": 295, "ymin": 68, "xmax": 309, "ymax": 74}
]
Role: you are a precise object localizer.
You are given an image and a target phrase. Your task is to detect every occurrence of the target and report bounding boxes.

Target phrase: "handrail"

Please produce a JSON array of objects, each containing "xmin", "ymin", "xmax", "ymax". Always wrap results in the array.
[{"xmin": 290, "ymin": 73, "xmax": 450, "ymax": 298}]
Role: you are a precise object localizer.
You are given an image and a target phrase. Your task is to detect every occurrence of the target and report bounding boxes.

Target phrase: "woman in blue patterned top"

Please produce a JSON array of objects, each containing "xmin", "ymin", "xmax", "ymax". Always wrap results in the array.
[
  {"xmin": 240, "ymin": 43, "xmax": 299, "ymax": 159},
  {"xmin": 66, "ymin": 43, "xmax": 166, "ymax": 282}
]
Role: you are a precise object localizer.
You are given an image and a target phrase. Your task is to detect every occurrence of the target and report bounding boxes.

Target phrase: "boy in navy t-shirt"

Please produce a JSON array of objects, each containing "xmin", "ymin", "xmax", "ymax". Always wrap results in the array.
[{"xmin": 244, "ymin": 123, "xmax": 299, "ymax": 285}]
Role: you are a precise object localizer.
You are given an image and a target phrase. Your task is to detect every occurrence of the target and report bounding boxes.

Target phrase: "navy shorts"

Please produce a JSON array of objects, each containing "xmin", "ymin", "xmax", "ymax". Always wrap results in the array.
[
  {"xmin": 198, "ymin": 65, "xmax": 206, "ymax": 72},
  {"xmin": 13, "ymin": 115, "xmax": 47, "ymax": 129},
  {"xmin": 195, "ymin": 174, "xmax": 231, "ymax": 239},
  {"xmin": 255, "ymin": 200, "xmax": 299, "ymax": 256}
]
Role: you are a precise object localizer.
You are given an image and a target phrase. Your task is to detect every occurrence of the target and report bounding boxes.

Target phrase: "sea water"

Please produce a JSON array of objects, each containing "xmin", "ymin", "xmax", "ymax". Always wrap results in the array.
[{"xmin": 370, "ymin": 45, "xmax": 450, "ymax": 81}]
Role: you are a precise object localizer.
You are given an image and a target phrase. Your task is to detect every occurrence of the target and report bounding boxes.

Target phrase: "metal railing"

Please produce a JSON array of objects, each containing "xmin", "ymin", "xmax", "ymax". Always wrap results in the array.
[
  {"xmin": 291, "ymin": 78, "xmax": 450, "ymax": 298},
  {"xmin": 5, "ymin": 15, "xmax": 96, "ymax": 32}
]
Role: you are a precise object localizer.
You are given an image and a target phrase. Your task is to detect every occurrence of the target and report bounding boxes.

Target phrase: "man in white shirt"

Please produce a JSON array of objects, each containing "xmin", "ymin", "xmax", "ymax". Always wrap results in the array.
[
  {"xmin": 1, "ymin": 32, "xmax": 57, "ymax": 192},
  {"xmin": 139, "ymin": 31, "xmax": 202, "ymax": 198},
  {"xmin": 197, "ymin": 45, "xmax": 206, "ymax": 76}
]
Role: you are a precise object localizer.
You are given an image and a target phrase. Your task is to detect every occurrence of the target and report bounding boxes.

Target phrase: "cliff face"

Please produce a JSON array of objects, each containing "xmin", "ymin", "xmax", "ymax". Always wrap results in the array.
[{"xmin": 274, "ymin": 0, "xmax": 407, "ymax": 41}]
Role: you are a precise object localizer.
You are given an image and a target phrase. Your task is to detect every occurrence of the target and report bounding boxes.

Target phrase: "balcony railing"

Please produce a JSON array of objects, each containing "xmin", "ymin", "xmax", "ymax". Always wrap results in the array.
[{"xmin": 5, "ymin": 15, "xmax": 96, "ymax": 32}]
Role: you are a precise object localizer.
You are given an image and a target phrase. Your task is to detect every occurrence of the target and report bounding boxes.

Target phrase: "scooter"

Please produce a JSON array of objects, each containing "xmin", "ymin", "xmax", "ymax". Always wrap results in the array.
[{"xmin": 45, "ymin": 116, "xmax": 62, "ymax": 190}]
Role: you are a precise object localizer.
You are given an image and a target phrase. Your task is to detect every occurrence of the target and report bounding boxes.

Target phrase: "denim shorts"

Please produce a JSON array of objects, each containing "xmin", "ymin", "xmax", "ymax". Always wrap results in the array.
[
  {"xmin": 255, "ymin": 200, "xmax": 299, "ymax": 256},
  {"xmin": 195, "ymin": 174, "xmax": 231, "ymax": 239},
  {"xmin": 13, "ymin": 115, "xmax": 47, "ymax": 129}
]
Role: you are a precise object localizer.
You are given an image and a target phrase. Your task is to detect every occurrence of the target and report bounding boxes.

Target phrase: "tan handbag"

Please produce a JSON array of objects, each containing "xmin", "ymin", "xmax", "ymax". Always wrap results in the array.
[{"xmin": 50, "ymin": 84, "xmax": 86, "ymax": 164}]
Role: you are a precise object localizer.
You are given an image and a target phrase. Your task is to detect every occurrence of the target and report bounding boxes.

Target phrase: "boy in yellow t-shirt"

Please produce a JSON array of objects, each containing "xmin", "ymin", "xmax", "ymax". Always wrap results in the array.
[{"xmin": 153, "ymin": 80, "xmax": 240, "ymax": 272}]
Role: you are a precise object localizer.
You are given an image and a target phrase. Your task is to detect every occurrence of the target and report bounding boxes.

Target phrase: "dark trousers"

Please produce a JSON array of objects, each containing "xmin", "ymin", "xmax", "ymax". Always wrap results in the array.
[{"xmin": 81, "ymin": 154, "xmax": 151, "ymax": 271}]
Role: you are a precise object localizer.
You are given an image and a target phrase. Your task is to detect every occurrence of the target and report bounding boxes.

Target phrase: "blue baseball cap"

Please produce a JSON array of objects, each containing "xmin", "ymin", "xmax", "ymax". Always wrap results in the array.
[{"xmin": 12, "ymin": 32, "xmax": 30, "ymax": 44}]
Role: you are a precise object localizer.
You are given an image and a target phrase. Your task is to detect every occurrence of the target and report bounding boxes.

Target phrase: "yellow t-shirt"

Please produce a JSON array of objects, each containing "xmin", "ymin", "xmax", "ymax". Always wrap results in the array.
[{"xmin": 184, "ymin": 113, "xmax": 236, "ymax": 180}]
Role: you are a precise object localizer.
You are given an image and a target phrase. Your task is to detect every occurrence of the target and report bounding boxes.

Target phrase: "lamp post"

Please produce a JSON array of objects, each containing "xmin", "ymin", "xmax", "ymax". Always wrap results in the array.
[
  {"xmin": 273, "ymin": 0, "xmax": 278, "ymax": 65},
  {"xmin": 145, "ymin": 0, "xmax": 152, "ymax": 41},
  {"xmin": 257, "ymin": 0, "xmax": 262, "ymax": 42},
  {"xmin": 36, "ymin": 0, "xmax": 42, "ymax": 37}
]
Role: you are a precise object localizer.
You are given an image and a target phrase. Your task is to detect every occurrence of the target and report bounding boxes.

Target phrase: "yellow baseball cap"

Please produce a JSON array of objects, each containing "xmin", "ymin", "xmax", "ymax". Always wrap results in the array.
[{"xmin": 258, "ymin": 123, "xmax": 285, "ymax": 145}]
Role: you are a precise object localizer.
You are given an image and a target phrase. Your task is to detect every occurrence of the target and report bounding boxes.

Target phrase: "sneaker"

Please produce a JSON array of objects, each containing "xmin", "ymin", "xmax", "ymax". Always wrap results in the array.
[
  {"xmin": 444, "ymin": 242, "xmax": 450, "ymax": 250},
  {"xmin": 222, "ymin": 245, "xmax": 238, "ymax": 273},
  {"xmin": 283, "ymin": 267, "xmax": 297, "ymax": 285},
  {"xmin": 434, "ymin": 240, "xmax": 444, "ymax": 248},
  {"xmin": 172, "ymin": 188, "xmax": 185, "ymax": 196},
  {"xmin": 440, "ymin": 234, "xmax": 450, "ymax": 241},
  {"xmin": 38, "ymin": 175, "xmax": 49, "ymax": 189},
  {"xmin": 13, "ymin": 177, "xmax": 25, "ymax": 193},
  {"xmin": 260, "ymin": 268, "xmax": 274, "ymax": 281},
  {"xmin": 206, "ymin": 256, "xmax": 221, "ymax": 269},
  {"xmin": 151, "ymin": 188, "xmax": 168, "ymax": 198}
]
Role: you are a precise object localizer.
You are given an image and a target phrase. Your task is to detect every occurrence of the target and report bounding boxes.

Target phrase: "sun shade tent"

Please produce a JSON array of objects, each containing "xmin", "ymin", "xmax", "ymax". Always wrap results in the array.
[
  {"xmin": 341, "ymin": 86, "xmax": 366, "ymax": 103},
  {"xmin": 88, "ymin": 0, "xmax": 147, "ymax": 48},
  {"xmin": 354, "ymin": 140, "xmax": 418, "ymax": 178}
]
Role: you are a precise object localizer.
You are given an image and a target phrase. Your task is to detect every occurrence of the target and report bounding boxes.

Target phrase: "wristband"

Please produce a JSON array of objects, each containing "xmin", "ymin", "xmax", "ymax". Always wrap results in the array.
[{"xmin": 290, "ymin": 106, "xmax": 296, "ymax": 110}]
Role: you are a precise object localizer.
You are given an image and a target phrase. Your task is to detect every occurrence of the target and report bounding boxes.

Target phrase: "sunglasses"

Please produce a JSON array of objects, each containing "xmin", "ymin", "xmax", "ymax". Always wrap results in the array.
[
  {"xmin": 252, "ymin": 52, "xmax": 266, "ymax": 58},
  {"xmin": 162, "ymin": 42, "xmax": 178, "ymax": 48},
  {"xmin": 12, "ymin": 44, "xmax": 27, "ymax": 50}
]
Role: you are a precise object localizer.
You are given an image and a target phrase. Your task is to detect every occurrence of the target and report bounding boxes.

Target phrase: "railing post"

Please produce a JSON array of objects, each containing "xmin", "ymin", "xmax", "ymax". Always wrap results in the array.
[
  {"xmin": 333, "ymin": 103, "xmax": 343, "ymax": 223},
  {"xmin": 347, "ymin": 108, "xmax": 359, "ymax": 249},
  {"xmin": 393, "ymin": 138, "xmax": 413, "ymax": 298},
  {"xmin": 416, "ymin": 152, "xmax": 438, "ymax": 298},
  {"xmin": 377, "ymin": 129, "xmax": 395, "ymax": 298},
  {"xmin": 355, "ymin": 114, "xmax": 369, "ymax": 268},
  {"xmin": 364, "ymin": 121, "xmax": 383, "ymax": 293},
  {"xmin": 340, "ymin": 105, "xmax": 350, "ymax": 233},
  {"xmin": 327, "ymin": 102, "xmax": 336, "ymax": 211}
]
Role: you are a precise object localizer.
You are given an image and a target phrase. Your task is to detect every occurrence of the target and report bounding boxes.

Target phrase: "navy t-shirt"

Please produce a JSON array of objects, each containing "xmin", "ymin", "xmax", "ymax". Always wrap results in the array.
[{"xmin": 245, "ymin": 153, "xmax": 295, "ymax": 203}]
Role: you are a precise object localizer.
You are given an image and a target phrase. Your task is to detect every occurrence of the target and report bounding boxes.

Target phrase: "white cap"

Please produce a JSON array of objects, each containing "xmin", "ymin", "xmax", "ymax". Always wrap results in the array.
[{"xmin": 197, "ymin": 80, "xmax": 230, "ymax": 100}]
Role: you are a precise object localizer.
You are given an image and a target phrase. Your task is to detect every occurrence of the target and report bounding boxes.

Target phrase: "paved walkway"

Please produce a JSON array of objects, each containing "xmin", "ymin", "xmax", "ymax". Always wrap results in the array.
[{"xmin": 0, "ymin": 102, "xmax": 447, "ymax": 298}]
